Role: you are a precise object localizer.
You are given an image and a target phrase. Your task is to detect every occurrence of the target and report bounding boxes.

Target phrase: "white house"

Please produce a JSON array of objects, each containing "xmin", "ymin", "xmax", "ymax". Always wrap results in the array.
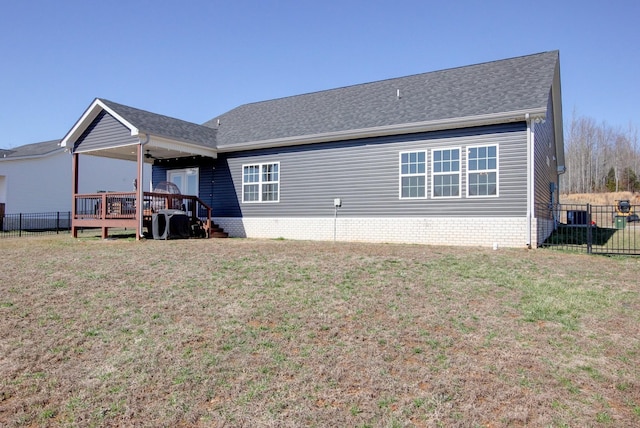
[{"xmin": 0, "ymin": 139, "xmax": 150, "ymax": 214}]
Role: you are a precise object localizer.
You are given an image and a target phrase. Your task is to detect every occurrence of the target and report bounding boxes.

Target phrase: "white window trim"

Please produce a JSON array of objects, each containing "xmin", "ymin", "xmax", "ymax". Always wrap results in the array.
[
  {"xmin": 398, "ymin": 150, "xmax": 427, "ymax": 200},
  {"xmin": 242, "ymin": 161, "xmax": 280, "ymax": 203},
  {"xmin": 466, "ymin": 144, "xmax": 499, "ymax": 198},
  {"xmin": 431, "ymin": 147, "xmax": 462, "ymax": 199}
]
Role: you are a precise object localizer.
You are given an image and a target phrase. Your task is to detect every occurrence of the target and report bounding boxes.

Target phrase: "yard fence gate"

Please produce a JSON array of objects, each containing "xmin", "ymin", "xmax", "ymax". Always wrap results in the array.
[{"xmin": 540, "ymin": 203, "xmax": 640, "ymax": 255}]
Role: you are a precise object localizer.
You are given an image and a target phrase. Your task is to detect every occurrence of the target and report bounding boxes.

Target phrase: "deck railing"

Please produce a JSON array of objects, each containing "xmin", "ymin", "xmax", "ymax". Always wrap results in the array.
[
  {"xmin": 75, "ymin": 192, "xmax": 137, "ymax": 220},
  {"xmin": 72, "ymin": 191, "xmax": 212, "ymax": 238}
]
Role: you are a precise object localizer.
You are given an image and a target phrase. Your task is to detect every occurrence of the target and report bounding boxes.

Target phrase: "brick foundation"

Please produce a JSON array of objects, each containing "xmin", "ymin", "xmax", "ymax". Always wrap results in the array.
[{"xmin": 214, "ymin": 216, "xmax": 534, "ymax": 248}]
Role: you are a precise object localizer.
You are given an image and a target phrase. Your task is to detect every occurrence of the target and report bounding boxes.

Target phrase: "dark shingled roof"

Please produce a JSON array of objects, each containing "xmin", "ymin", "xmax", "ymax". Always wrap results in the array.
[
  {"xmin": 0, "ymin": 139, "xmax": 62, "ymax": 159},
  {"xmin": 205, "ymin": 51, "xmax": 559, "ymax": 148},
  {"xmin": 100, "ymin": 99, "xmax": 217, "ymax": 148}
]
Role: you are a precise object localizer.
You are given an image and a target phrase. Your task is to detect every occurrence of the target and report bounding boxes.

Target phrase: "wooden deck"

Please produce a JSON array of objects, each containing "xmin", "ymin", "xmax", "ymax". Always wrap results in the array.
[{"xmin": 72, "ymin": 191, "xmax": 212, "ymax": 239}]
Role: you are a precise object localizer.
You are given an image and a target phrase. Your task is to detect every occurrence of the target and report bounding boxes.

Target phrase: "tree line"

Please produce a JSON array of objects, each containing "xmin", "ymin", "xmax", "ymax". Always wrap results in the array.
[{"xmin": 562, "ymin": 113, "xmax": 639, "ymax": 194}]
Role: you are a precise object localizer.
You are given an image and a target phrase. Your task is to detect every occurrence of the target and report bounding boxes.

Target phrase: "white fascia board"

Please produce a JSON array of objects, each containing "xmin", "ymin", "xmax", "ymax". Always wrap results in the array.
[
  {"xmin": 72, "ymin": 134, "xmax": 217, "ymax": 159},
  {"xmin": 216, "ymin": 108, "xmax": 548, "ymax": 153},
  {"xmin": 146, "ymin": 135, "xmax": 217, "ymax": 159},
  {"xmin": 60, "ymin": 99, "xmax": 138, "ymax": 149},
  {"xmin": 143, "ymin": 132, "xmax": 215, "ymax": 150},
  {"xmin": 72, "ymin": 141, "xmax": 139, "ymax": 154}
]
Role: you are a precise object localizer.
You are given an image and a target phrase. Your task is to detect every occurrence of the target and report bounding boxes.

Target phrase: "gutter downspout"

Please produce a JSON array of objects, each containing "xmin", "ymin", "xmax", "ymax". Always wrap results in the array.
[
  {"xmin": 138, "ymin": 134, "xmax": 149, "ymax": 239},
  {"xmin": 525, "ymin": 113, "xmax": 533, "ymax": 249}
]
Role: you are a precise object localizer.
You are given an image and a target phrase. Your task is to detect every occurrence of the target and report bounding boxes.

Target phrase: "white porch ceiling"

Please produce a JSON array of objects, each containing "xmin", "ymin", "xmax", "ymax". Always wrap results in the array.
[{"xmin": 74, "ymin": 138, "xmax": 217, "ymax": 163}]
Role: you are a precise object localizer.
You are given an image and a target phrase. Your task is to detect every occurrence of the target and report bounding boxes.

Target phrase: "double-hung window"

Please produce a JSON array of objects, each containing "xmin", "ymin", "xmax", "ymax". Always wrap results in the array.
[
  {"xmin": 399, "ymin": 151, "xmax": 426, "ymax": 198},
  {"xmin": 243, "ymin": 162, "xmax": 280, "ymax": 203},
  {"xmin": 432, "ymin": 148, "xmax": 461, "ymax": 198},
  {"xmin": 467, "ymin": 145, "xmax": 498, "ymax": 197}
]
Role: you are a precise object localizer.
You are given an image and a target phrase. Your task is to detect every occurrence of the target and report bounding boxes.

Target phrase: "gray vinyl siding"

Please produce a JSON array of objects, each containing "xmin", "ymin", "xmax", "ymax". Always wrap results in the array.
[
  {"xmin": 533, "ymin": 92, "xmax": 558, "ymax": 215},
  {"xmin": 212, "ymin": 123, "xmax": 528, "ymax": 218},
  {"xmin": 152, "ymin": 157, "xmax": 216, "ymax": 208},
  {"xmin": 74, "ymin": 111, "xmax": 137, "ymax": 152}
]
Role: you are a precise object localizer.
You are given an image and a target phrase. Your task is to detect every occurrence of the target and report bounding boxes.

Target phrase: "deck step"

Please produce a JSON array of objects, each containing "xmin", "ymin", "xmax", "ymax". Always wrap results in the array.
[{"xmin": 208, "ymin": 223, "xmax": 228, "ymax": 238}]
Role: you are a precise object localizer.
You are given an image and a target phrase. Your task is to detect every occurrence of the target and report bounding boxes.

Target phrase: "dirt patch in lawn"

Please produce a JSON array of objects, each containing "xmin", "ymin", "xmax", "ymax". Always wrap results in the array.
[{"xmin": 1, "ymin": 236, "xmax": 639, "ymax": 427}]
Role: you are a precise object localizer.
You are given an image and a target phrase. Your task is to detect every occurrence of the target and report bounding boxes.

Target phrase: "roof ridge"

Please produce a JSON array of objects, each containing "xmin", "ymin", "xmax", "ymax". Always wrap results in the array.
[
  {"xmin": 98, "ymin": 98, "xmax": 206, "ymax": 128},
  {"xmin": 96, "ymin": 98, "xmax": 217, "ymax": 148},
  {"xmin": 218, "ymin": 50, "xmax": 559, "ymax": 111},
  {"xmin": 207, "ymin": 50, "xmax": 560, "ymax": 147}
]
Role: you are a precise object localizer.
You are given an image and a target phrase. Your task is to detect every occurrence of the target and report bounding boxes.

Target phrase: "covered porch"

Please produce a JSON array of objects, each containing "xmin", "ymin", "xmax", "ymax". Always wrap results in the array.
[{"xmin": 61, "ymin": 98, "xmax": 219, "ymax": 240}]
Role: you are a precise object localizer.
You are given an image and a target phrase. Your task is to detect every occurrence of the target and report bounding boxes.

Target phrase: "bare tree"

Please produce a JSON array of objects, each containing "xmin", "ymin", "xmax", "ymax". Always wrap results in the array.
[{"xmin": 562, "ymin": 113, "xmax": 640, "ymax": 194}]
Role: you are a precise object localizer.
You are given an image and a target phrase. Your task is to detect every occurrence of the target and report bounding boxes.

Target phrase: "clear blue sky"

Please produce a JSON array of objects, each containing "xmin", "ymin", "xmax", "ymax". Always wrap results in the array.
[{"xmin": 1, "ymin": 0, "xmax": 638, "ymax": 149}]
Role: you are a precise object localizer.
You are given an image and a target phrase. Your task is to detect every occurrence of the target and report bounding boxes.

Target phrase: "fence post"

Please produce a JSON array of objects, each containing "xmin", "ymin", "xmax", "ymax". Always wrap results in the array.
[
  {"xmin": 586, "ymin": 203, "xmax": 592, "ymax": 254},
  {"xmin": 19, "ymin": 213, "xmax": 22, "ymax": 237},
  {"xmin": 56, "ymin": 211, "xmax": 60, "ymax": 234}
]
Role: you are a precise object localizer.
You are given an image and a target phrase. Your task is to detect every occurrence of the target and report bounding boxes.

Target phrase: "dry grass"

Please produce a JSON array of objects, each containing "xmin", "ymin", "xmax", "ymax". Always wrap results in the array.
[
  {"xmin": 1, "ymin": 235, "xmax": 639, "ymax": 427},
  {"xmin": 560, "ymin": 191, "xmax": 640, "ymax": 206}
]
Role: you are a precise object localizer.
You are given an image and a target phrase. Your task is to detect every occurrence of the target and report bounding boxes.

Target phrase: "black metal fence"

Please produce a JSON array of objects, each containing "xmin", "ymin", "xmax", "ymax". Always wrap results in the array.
[
  {"xmin": 0, "ymin": 211, "xmax": 71, "ymax": 238},
  {"xmin": 540, "ymin": 203, "xmax": 640, "ymax": 255}
]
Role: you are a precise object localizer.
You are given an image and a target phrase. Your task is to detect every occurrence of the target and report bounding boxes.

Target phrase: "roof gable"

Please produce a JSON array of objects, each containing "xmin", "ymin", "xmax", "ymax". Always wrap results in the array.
[
  {"xmin": 61, "ymin": 98, "xmax": 217, "ymax": 151},
  {"xmin": 206, "ymin": 51, "xmax": 560, "ymax": 149},
  {"xmin": 60, "ymin": 98, "xmax": 218, "ymax": 161}
]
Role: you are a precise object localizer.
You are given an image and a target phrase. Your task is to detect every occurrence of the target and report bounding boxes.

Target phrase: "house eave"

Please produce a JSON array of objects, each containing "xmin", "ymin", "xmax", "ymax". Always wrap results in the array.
[
  {"xmin": 71, "ymin": 134, "xmax": 217, "ymax": 162},
  {"xmin": 144, "ymin": 134, "xmax": 217, "ymax": 160},
  {"xmin": 0, "ymin": 149, "xmax": 64, "ymax": 161},
  {"xmin": 217, "ymin": 108, "xmax": 548, "ymax": 153}
]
